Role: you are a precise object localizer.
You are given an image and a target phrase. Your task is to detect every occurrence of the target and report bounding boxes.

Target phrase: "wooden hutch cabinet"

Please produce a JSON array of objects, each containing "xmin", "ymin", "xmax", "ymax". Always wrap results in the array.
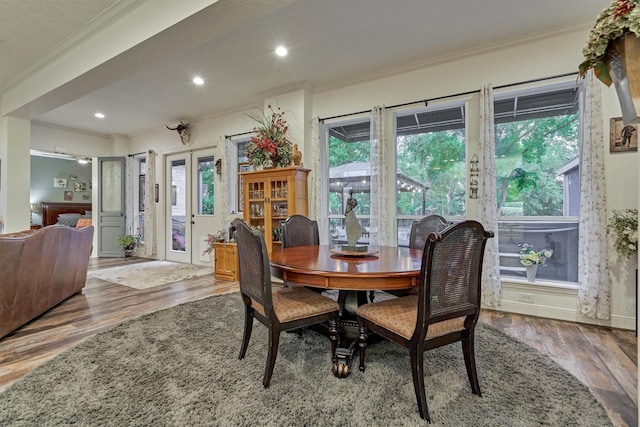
[{"xmin": 241, "ymin": 166, "xmax": 310, "ymax": 253}]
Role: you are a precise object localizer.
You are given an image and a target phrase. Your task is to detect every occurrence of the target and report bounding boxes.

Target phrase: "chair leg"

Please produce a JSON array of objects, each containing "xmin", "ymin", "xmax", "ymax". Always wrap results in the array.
[
  {"xmin": 409, "ymin": 348, "xmax": 430, "ymax": 422},
  {"xmin": 357, "ymin": 323, "xmax": 368, "ymax": 372},
  {"xmin": 263, "ymin": 325, "xmax": 281, "ymax": 388},
  {"xmin": 238, "ymin": 305, "xmax": 254, "ymax": 360},
  {"xmin": 462, "ymin": 333, "xmax": 482, "ymax": 396}
]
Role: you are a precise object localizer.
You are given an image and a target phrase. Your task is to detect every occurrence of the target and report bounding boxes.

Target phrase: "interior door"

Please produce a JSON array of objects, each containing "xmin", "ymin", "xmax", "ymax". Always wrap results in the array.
[
  {"xmin": 165, "ymin": 149, "xmax": 217, "ymax": 265},
  {"xmin": 97, "ymin": 157, "xmax": 125, "ymax": 257}
]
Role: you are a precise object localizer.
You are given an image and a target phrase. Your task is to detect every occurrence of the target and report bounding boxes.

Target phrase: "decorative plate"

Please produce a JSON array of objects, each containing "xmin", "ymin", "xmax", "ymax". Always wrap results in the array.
[{"xmin": 330, "ymin": 249, "xmax": 379, "ymax": 258}]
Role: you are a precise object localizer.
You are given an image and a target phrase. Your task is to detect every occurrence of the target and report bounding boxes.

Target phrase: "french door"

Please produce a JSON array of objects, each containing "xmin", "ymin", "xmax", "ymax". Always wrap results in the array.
[{"xmin": 165, "ymin": 149, "xmax": 217, "ymax": 265}]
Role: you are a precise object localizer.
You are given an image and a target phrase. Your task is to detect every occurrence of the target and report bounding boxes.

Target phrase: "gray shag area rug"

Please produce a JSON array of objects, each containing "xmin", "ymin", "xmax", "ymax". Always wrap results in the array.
[{"xmin": 0, "ymin": 293, "xmax": 611, "ymax": 427}]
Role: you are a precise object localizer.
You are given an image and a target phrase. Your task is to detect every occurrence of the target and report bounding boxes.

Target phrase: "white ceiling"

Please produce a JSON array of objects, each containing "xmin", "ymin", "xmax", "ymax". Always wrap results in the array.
[{"xmin": 0, "ymin": 0, "xmax": 610, "ymax": 137}]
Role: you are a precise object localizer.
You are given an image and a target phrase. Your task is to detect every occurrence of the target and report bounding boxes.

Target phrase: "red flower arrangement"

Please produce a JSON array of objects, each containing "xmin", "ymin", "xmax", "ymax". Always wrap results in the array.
[{"xmin": 246, "ymin": 105, "xmax": 293, "ymax": 169}]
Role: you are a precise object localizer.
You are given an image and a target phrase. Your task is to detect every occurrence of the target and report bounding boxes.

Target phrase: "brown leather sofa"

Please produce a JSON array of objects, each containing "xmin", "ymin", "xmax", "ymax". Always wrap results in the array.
[{"xmin": 0, "ymin": 225, "xmax": 94, "ymax": 339}]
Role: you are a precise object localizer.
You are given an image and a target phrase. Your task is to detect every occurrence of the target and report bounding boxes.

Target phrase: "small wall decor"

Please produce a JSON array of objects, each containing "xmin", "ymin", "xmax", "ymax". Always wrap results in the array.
[
  {"xmin": 166, "ymin": 121, "xmax": 191, "ymax": 145},
  {"xmin": 610, "ymin": 117, "xmax": 638, "ymax": 152},
  {"xmin": 238, "ymin": 162, "xmax": 251, "ymax": 212},
  {"xmin": 64, "ymin": 191, "xmax": 73, "ymax": 201},
  {"xmin": 139, "ymin": 175, "xmax": 145, "ymax": 212},
  {"xmin": 54, "ymin": 178, "xmax": 67, "ymax": 188},
  {"xmin": 469, "ymin": 154, "xmax": 479, "ymax": 199},
  {"xmin": 74, "ymin": 182, "xmax": 86, "ymax": 192},
  {"xmin": 69, "ymin": 175, "xmax": 77, "ymax": 181},
  {"xmin": 82, "ymin": 194, "xmax": 90, "ymax": 200}
]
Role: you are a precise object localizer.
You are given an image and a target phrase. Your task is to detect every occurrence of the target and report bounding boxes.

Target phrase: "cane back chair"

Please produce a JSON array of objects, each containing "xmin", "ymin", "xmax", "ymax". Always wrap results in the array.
[
  {"xmin": 356, "ymin": 220, "xmax": 494, "ymax": 422},
  {"xmin": 233, "ymin": 218, "xmax": 340, "ymax": 388}
]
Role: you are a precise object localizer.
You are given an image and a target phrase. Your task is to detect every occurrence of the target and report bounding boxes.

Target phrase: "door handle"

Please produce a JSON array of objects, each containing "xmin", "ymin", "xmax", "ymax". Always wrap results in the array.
[{"xmin": 190, "ymin": 220, "xmax": 195, "ymax": 225}]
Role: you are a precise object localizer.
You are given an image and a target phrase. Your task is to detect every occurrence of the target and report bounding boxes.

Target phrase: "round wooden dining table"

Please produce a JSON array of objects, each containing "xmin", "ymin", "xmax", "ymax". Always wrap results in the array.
[
  {"xmin": 270, "ymin": 244, "xmax": 423, "ymax": 377},
  {"xmin": 269, "ymin": 244, "xmax": 423, "ymax": 291}
]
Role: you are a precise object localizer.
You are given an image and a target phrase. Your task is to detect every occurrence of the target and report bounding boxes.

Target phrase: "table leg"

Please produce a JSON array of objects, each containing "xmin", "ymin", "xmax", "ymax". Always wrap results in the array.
[{"xmin": 330, "ymin": 290, "xmax": 372, "ymax": 378}]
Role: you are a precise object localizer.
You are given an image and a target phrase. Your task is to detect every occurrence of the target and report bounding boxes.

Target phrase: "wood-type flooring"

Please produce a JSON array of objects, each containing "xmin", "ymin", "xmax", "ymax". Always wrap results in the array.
[{"xmin": 0, "ymin": 257, "xmax": 636, "ymax": 426}]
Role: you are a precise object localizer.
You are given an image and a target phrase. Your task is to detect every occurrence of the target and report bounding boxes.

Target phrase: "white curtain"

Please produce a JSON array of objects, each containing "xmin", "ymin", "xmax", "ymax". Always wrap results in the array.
[
  {"xmin": 577, "ymin": 71, "xmax": 610, "ymax": 319},
  {"xmin": 124, "ymin": 155, "xmax": 134, "ymax": 235},
  {"xmin": 369, "ymin": 106, "xmax": 388, "ymax": 247},
  {"xmin": 311, "ymin": 117, "xmax": 330, "ymax": 244},
  {"xmin": 478, "ymin": 85, "xmax": 502, "ymax": 307},
  {"xmin": 143, "ymin": 149, "xmax": 157, "ymax": 257}
]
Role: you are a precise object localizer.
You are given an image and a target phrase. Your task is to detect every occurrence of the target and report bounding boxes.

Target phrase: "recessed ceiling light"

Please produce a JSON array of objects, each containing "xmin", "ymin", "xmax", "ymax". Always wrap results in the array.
[
  {"xmin": 193, "ymin": 76, "xmax": 204, "ymax": 85},
  {"xmin": 94, "ymin": 112, "xmax": 105, "ymax": 119},
  {"xmin": 275, "ymin": 46, "xmax": 288, "ymax": 57}
]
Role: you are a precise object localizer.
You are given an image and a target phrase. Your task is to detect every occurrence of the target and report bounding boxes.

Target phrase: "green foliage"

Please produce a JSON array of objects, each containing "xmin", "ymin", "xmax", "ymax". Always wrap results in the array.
[
  {"xmin": 396, "ymin": 130, "xmax": 466, "ymax": 216},
  {"xmin": 495, "ymin": 114, "xmax": 578, "ymax": 216},
  {"xmin": 328, "ymin": 136, "xmax": 369, "ymax": 167},
  {"xmin": 201, "ymin": 167, "xmax": 214, "ymax": 215}
]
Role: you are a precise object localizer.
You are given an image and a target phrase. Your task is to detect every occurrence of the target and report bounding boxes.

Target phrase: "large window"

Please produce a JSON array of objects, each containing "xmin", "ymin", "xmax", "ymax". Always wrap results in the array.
[
  {"xmin": 326, "ymin": 119, "xmax": 371, "ymax": 244},
  {"xmin": 395, "ymin": 104, "xmax": 466, "ymax": 246},
  {"xmin": 495, "ymin": 84, "xmax": 580, "ymax": 283}
]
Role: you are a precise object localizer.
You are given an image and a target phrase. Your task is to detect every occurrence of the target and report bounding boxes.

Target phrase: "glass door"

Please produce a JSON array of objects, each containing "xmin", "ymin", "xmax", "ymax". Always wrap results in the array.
[{"xmin": 165, "ymin": 149, "xmax": 217, "ymax": 265}]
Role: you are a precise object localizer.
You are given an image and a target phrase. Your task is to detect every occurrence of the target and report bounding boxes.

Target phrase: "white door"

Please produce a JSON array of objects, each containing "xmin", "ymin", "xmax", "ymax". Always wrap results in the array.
[
  {"xmin": 165, "ymin": 149, "xmax": 217, "ymax": 265},
  {"xmin": 97, "ymin": 157, "xmax": 125, "ymax": 257}
]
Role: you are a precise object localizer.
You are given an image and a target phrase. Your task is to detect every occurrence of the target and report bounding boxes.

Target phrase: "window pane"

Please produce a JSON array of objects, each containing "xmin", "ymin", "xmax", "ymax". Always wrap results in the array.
[
  {"xmin": 197, "ymin": 155, "xmax": 215, "ymax": 215},
  {"xmin": 327, "ymin": 119, "xmax": 371, "ymax": 244},
  {"xmin": 495, "ymin": 85, "xmax": 580, "ymax": 283},
  {"xmin": 171, "ymin": 159, "xmax": 186, "ymax": 252},
  {"xmin": 396, "ymin": 105, "xmax": 466, "ymax": 246}
]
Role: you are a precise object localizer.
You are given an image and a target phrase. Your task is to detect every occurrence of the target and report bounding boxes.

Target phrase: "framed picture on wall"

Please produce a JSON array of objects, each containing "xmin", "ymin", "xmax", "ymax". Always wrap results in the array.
[
  {"xmin": 238, "ymin": 162, "xmax": 251, "ymax": 212},
  {"xmin": 610, "ymin": 117, "xmax": 638, "ymax": 153},
  {"xmin": 64, "ymin": 191, "xmax": 73, "ymax": 201},
  {"xmin": 74, "ymin": 182, "xmax": 86, "ymax": 192},
  {"xmin": 54, "ymin": 178, "xmax": 67, "ymax": 188}
]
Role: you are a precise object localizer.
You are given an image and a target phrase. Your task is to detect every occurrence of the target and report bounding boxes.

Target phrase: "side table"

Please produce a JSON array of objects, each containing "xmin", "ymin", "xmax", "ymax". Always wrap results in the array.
[{"xmin": 213, "ymin": 242, "xmax": 238, "ymax": 281}]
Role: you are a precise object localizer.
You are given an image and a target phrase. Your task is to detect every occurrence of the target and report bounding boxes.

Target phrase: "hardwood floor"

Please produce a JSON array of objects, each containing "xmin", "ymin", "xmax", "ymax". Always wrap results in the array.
[{"xmin": 0, "ymin": 257, "xmax": 636, "ymax": 426}]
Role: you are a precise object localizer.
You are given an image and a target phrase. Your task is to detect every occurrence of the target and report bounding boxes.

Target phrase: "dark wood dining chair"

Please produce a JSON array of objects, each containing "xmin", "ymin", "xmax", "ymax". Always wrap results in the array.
[
  {"xmin": 232, "ymin": 218, "xmax": 340, "ymax": 388},
  {"xmin": 356, "ymin": 220, "xmax": 494, "ymax": 422},
  {"xmin": 388, "ymin": 214, "xmax": 450, "ymax": 299},
  {"xmin": 409, "ymin": 214, "xmax": 449, "ymax": 250},
  {"xmin": 281, "ymin": 214, "xmax": 319, "ymax": 248}
]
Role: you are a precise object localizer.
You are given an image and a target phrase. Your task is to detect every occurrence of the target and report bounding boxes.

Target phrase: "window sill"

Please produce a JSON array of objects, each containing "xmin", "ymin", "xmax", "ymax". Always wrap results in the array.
[{"xmin": 501, "ymin": 277, "xmax": 578, "ymax": 292}]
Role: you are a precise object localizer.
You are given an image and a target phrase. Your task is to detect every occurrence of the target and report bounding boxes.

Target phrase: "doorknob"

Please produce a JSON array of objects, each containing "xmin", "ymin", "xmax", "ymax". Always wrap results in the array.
[{"xmin": 190, "ymin": 220, "xmax": 195, "ymax": 225}]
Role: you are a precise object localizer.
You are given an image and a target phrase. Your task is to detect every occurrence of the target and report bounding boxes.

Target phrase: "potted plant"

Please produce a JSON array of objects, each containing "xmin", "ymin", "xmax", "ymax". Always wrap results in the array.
[
  {"xmin": 116, "ymin": 234, "xmax": 137, "ymax": 256},
  {"xmin": 203, "ymin": 229, "xmax": 227, "ymax": 256},
  {"xmin": 518, "ymin": 243, "xmax": 553, "ymax": 282},
  {"xmin": 245, "ymin": 104, "xmax": 293, "ymax": 169},
  {"xmin": 579, "ymin": 0, "xmax": 640, "ymax": 122},
  {"xmin": 607, "ymin": 208, "xmax": 638, "ymax": 257}
]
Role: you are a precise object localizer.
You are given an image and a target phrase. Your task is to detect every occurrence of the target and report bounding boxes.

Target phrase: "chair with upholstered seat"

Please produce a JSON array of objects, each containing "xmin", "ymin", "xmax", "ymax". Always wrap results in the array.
[
  {"xmin": 281, "ymin": 214, "xmax": 322, "ymax": 294},
  {"xmin": 409, "ymin": 214, "xmax": 449, "ymax": 250},
  {"xmin": 233, "ymin": 218, "xmax": 340, "ymax": 388},
  {"xmin": 387, "ymin": 214, "xmax": 450, "ymax": 299},
  {"xmin": 356, "ymin": 220, "xmax": 494, "ymax": 422}
]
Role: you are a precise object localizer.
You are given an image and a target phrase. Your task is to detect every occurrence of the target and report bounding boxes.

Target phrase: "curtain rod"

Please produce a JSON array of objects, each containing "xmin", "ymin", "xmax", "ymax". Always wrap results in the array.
[
  {"xmin": 225, "ymin": 131, "xmax": 254, "ymax": 139},
  {"xmin": 318, "ymin": 71, "xmax": 578, "ymax": 123},
  {"xmin": 127, "ymin": 152, "xmax": 145, "ymax": 157}
]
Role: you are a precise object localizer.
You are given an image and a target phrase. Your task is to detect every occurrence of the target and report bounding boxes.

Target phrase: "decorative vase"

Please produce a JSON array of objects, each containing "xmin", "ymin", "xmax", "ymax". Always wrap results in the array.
[
  {"xmin": 124, "ymin": 246, "xmax": 135, "ymax": 257},
  {"xmin": 525, "ymin": 264, "xmax": 538, "ymax": 282},
  {"xmin": 606, "ymin": 32, "xmax": 640, "ymax": 125},
  {"xmin": 292, "ymin": 144, "xmax": 302, "ymax": 166}
]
